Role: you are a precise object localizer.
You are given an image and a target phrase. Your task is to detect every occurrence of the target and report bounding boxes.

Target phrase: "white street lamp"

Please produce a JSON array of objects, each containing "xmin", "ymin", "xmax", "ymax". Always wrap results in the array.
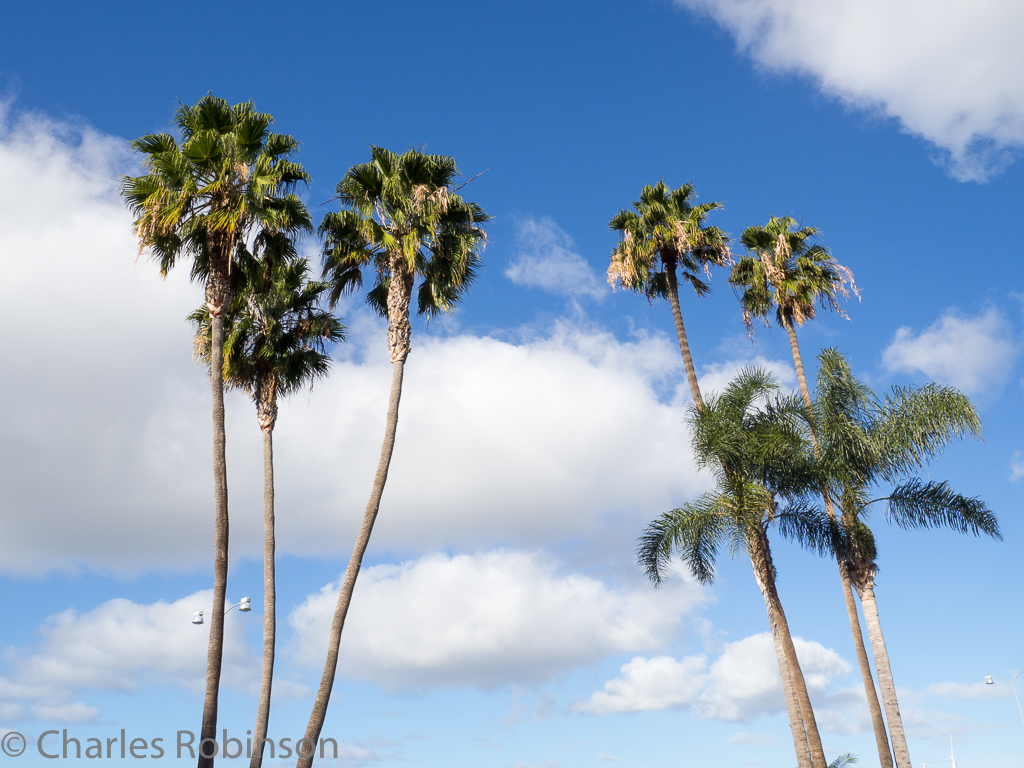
[
  {"xmin": 191, "ymin": 596, "xmax": 252, "ymax": 625},
  {"xmin": 985, "ymin": 671, "xmax": 1024, "ymax": 732}
]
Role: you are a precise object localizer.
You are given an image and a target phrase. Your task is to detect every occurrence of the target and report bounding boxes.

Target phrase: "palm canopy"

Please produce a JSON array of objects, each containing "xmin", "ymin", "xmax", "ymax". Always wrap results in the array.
[
  {"xmin": 638, "ymin": 368, "xmax": 828, "ymax": 586},
  {"xmin": 730, "ymin": 216, "xmax": 857, "ymax": 333},
  {"xmin": 607, "ymin": 180, "xmax": 731, "ymax": 299},
  {"xmin": 812, "ymin": 348, "xmax": 999, "ymax": 554},
  {"xmin": 191, "ymin": 232, "xmax": 344, "ymax": 429},
  {"xmin": 121, "ymin": 95, "xmax": 311, "ymax": 311},
  {"xmin": 319, "ymin": 146, "xmax": 489, "ymax": 326}
]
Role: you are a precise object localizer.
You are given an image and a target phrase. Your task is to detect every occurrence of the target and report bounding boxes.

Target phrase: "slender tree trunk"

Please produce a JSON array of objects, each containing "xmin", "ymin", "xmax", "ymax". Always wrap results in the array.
[
  {"xmin": 783, "ymin": 319, "xmax": 894, "ymax": 768},
  {"xmin": 299, "ymin": 257, "xmax": 413, "ymax": 767},
  {"xmin": 856, "ymin": 576, "xmax": 912, "ymax": 768},
  {"xmin": 250, "ymin": 426, "xmax": 276, "ymax": 768},
  {"xmin": 784, "ymin": 320, "xmax": 813, "ymax": 416},
  {"xmin": 665, "ymin": 260, "xmax": 705, "ymax": 410},
  {"xmin": 297, "ymin": 360, "xmax": 405, "ymax": 766},
  {"xmin": 198, "ymin": 312, "xmax": 230, "ymax": 768},
  {"xmin": 772, "ymin": 617, "xmax": 813, "ymax": 767},
  {"xmin": 749, "ymin": 528, "xmax": 827, "ymax": 767},
  {"xmin": 839, "ymin": 557, "xmax": 893, "ymax": 768}
]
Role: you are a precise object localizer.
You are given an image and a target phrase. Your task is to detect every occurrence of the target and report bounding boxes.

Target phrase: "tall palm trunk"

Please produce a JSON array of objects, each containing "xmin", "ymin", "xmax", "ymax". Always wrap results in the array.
[
  {"xmin": 784, "ymin": 319, "xmax": 893, "ymax": 768},
  {"xmin": 198, "ymin": 310, "xmax": 230, "ymax": 768},
  {"xmin": 839, "ymin": 560, "xmax": 893, "ymax": 768},
  {"xmin": 298, "ymin": 258, "xmax": 414, "ymax": 768},
  {"xmin": 665, "ymin": 259, "xmax": 705, "ymax": 410},
  {"xmin": 855, "ymin": 571, "xmax": 912, "ymax": 768},
  {"xmin": 772, "ymin": 617, "xmax": 813, "ymax": 767},
  {"xmin": 250, "ymin": 424, "xmax": 276, "ymax": 768},
  {"xmin": 749, "ymin": 527, "xmax": 827, "ymax": 767}
]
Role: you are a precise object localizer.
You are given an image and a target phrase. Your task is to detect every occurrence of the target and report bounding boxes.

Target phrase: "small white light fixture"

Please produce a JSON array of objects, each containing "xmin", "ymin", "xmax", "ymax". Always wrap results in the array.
[
  {"xmin": 986, "ymin": 675, "xmax": 995, "ymax": 685},
  {"xmin": 192, "ymin": 610, "xmax": 204, "ymax": 625},
  {"xmin": 239, "ymin": 596, "xmax": 252, "ymax": 613}
]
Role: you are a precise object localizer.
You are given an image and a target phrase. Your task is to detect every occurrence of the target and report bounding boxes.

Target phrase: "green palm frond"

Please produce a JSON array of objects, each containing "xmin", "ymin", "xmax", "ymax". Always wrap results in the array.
[
  {"xmin": 608, "ymin": 180, "xmax": 730, "ymax": 300},
  {"xmin": 884, "ymin": 479, "xmax": 1000, "ymax": 539},
  {"xmin": 640, "ymin": 368, "xmax": 827, "ymax": 587},
  {"xmin": 812, "ymin": 348, "xmax": 998, "ymax": 578},
  {"xmin": 731, "ymin": 217, "xmax": 856, "ymax": 334},
  {"xmin": 121, "ymin": 95, "xmax": 310, "ymax": 300},
  {"xmin": 319, "ymin": 148, "xmax": 489, "ymax": 320}
]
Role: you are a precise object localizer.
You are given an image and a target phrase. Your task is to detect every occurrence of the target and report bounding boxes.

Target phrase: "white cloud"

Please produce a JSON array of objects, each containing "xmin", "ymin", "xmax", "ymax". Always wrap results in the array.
[
  {"xmin": 573, "ymin": 655, "xmax": 707, "ymax": 715},
  {"xmin": 504, "ymin": 217, "xmax": 605, "ymax": 299},
  {"xmin": 575, "ymin": 632, "xmax": 853, "ymax": 726},
  {"xmin": 727, "ymin": 732, "xmax": 776, "ymax": 746},
  {"xmin": 290, "ymin": 550, "xmax": 708, "ymax": 688},
  {"xmin": 0, "ymin": 591, "xmax": 263, "ymax": 722},
  {"xmin": 926, "ymin": 680, "xmax": 1008, "ymax": 701},
  {"xmin": 1009, "ymin": 451, "xmax": 1024, "ymax": 482},
  {"xmin": 0, "ymin": 106, "xmax": 721, "ymax": 575},
  {"xmin": 881, "ymin": 308, "xmax": 1018, "ymax": 395},
  {"xmin": 674, "ymin": 0, "xmax": 1024, "ymax": 180}
]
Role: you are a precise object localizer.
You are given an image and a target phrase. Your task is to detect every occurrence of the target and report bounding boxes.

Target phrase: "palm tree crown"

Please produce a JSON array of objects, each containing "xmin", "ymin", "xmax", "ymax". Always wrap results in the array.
[
  {"xmin": 121, "ymin": 95, "xmax": 311, "ymax": 313},
  {"xmin": 607, "ymin": 181, "xmax": 730, "ymax": 410},
  {"xmin": 639, "ymin": 368, "xmax": 825, "ymax": 586},
  {"xmin": 731, "ymin": 216, "xmax": 857, "ymax": 334},
  {"xmin": 191, "ymin": 233, "xmax": 344, "ymax": 430},
  {"xmin": 608, "ymin": 180, "xmax": 730, "ymax": 300},
  {"xmin": 319, "ymin": 146, "xmax": 488, "ymax": 360}
]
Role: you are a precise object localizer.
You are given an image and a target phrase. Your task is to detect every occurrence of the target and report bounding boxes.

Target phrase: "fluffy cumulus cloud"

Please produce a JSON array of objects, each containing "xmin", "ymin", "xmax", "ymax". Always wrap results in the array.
[
  {"xmin": 880, "ymin": 308, "xmax": 1018, "ymax": 395},
  {"xmin": 674, "ymin": 0, "xmax": 1024, "ymax": 180},
  {"xmin": 290, "ymin": 550, "xmax": 708, "ymax": 688},
  {"xmin": 0, "ymin": 109, "xmax": 720, "ymax": 575},
  {"xmin": 504, "ymin": 217, "xmax": 605, "ymax": 299},
  {"xmin": 0, "ymin": 591, "xmax": 260, "ymax": 722},
  {"xmin": 574, "ymin": 632, "xmax": 855, "ymax": 728}
]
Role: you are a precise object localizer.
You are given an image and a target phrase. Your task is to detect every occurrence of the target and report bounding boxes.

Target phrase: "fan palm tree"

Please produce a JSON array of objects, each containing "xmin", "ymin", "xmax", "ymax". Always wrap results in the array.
[
  {"xmin": 191, "ymin": 234, "xmax": 343, "ymax": 768},
  {"xmin": 728, "ymin": 218, "xmax": 888, "ymax": 764},
  {"xmin": 297, "ymin": 146, "xmax": 488, "ymax": 766},
  {"xmin": 608, "ymin": 181, "xmax": 730, "ymax": 410},
  {"xmin": 814, "ymin": 348, "xmax": 999, "ymax": 768},
  {"xmin": 639, "ymin": 369, "xmax": 831, "ymax": 768},
  {"xmin": 121, "ymin": 95, "xmax": 310, "ymax": 768}
]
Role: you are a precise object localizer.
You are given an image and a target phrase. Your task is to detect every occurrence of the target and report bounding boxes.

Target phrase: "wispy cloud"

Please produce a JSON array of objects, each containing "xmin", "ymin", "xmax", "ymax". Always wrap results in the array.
[
  {"xmin": 674, "ymin": 0, "xmax": 1024, "ymax": 180},
  {"xmin": 505, "ymin": 217, "xmax": 605, "ymax": 300},
  {"xmin": 881, "ymin": 308, "xmax": 1018, "ymax": 395}
]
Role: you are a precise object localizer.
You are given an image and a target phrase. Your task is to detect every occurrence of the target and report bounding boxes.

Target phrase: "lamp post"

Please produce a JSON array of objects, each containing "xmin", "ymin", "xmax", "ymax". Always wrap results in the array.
[
  {"xmin": 192, "ymin": 596, "xmax": 251, "ymax": 625},
  {"xmin": 985, "ymin": 671, "xmax": 1024, "ymax": 732}
]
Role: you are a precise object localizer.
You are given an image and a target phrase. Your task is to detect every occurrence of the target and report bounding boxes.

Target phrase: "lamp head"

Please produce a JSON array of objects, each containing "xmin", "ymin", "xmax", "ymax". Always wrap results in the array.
[
  {"xmin": 985, "ymin": 675, "xmax": 994, "ymax": 685},
  {"xmin": 239, "ymin": 597, "xmax": 251, "ymax": 613},
  {"xmin": 192, "ymin": 611, "xmax": 204, "ymax": 625}
]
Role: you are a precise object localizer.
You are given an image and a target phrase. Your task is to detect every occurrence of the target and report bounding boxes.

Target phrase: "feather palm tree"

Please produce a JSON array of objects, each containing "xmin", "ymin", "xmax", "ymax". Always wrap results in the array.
[
  {"xmin": 298, "ymin": 146, "xmax": 488, "ymax": 766},
  {"xmin": 192, "ymin": 233, "xmax": 342, "ymax": 768},
  {"xmin": 120, "ymin": 95, "xmax": 310, "ymax": 768},
  {"xmin": 638, "ymin": 369, "xmax": 831, "ymax": 768},
  {"xmin": 608, "ymin": 181, "xmax": 730, "ymax": 410},
  {"xmin": 814, "ymin": 348, "xmax": 999, "ymax": 768}
]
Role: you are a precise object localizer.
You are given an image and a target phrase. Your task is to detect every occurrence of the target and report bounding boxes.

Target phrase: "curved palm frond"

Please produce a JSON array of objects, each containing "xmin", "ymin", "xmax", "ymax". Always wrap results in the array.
[{"xmin": 883, "ymin": 479, "xmax": 1000, "ymax": 539}]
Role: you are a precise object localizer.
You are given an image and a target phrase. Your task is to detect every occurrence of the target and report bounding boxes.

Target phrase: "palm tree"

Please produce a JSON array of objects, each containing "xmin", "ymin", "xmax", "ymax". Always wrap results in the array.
[
  {"xmin": 608, "ymin": 181, "xmax": 730, "ymax": 410},
  {"xmin": 191, "ymin": 233, "xmax": 343, "ymax": 768},
  {"xmin": 639, "ymin": 369, "xmax": 831, "ymax": 768},
  {"xmin": 814, "ymin": 348, "xmax": 1000, "ymax": 768},
  {"xmin": 297, "ymin": 146, "xmax": 488, "ymax": 766},
  {"xmin": 728, "ymin": 218, "xmax": 889, "ymax": 765},
  {"xmin": 730, "ymin": 216, "xmax": 857, "ymax": 416},
  {"xmin": 120, "ymin": 95, "xmax": 310, "ymax": 768}
]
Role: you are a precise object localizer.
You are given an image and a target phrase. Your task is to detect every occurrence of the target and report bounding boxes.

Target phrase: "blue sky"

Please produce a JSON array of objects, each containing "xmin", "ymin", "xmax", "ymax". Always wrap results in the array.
[{"xmin": 1, "ymin": 1, "xmax": 1023, "ymax": 766}]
